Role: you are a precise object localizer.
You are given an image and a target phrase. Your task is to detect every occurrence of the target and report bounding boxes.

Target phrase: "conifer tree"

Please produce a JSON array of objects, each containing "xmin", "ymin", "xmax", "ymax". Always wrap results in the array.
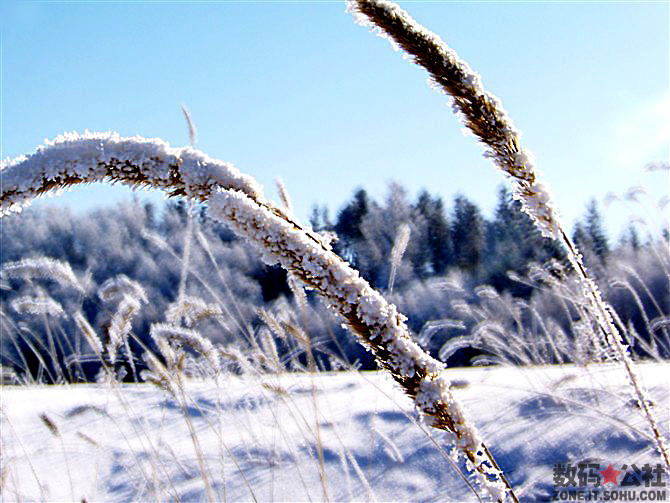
[
  {"xmin": 450, "ymin": 195, "xmax": 484, "ymax": 273},
  {"xmin": 334, "ymin": 188, "xmax": 369, "ymax": 263},
  {"xmin": 584, "ymin": 199, "xmax": 610, "ymax": 260},
  {"xmin": 415, "ymin": 190, "xmax": 452, "ymax": 275}
]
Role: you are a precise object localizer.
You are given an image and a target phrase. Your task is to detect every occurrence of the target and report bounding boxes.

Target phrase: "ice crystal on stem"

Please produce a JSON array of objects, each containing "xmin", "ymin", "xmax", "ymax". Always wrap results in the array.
[{"xmin": 0, "ymin": 131, "xmax": 264, "ymax": 215}]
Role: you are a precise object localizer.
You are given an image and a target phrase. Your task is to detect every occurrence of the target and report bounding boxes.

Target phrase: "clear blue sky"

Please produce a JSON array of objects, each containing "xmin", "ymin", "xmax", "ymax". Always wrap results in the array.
[{"xmin": 2, "ymin": 0, "xmax": 668, "ymax": 239}]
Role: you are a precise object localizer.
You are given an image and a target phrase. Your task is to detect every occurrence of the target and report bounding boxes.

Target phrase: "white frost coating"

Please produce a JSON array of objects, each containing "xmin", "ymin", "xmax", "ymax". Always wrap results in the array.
[
  {"xmin": 150, "ymin": 323, "xmax": 220, "ymax": 369},
  {"xmin": 347, "ymin": 0, "xmax": 561, "ymax": 241},
  {"xmin": 11, "ymin": 296, "xmax": 65, "ymax": 317},
  {"xmin": 209, "ymin": 188, "xmax": 445, "ymax": 373},
  {"xmin": 107, "ymin": 294, "xmax": 142, "ymax": 364},
  {"xmin": 349, "ymin": 0, "xmax": 670, "ymax": 482},
  {"xmin": 1, "ymin": 257, "xmax": 82, "ymax": 292},
  {"xmin": 74, "ymin": 311, "xmax": 104, "ymax": 355},
  {"xmin": 98, "ymin": 274, "xmax": 148, "ymax": 304},
  {"xmin": 165, "ymin": 296, "xmax": 223, "ymax": 327},
  {"xmin": 207, "ymin": 188, "xmax": 507, "ymax": 501},
  {"xmin": 0, "ymin": 131, "xmax": 264, "ymax": 215}
]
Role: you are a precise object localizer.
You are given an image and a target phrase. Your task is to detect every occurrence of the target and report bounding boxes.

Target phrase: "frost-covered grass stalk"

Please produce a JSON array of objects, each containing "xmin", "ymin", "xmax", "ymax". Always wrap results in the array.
[
  {"xmin": 98, "ymin": 275, "xmax": 148, "ymax": 380},
  {"xmin": 347, "ymin": 0, "xmax": 669, "ymax": 470},
  {"xmin": 0, "ymin": 131, "xmax": 263, "ymax": 215},
  {"xmin": 207, "ymin": 189, "xmax": 515, "ymax": 502},
  {"xmin": 1, "ymin": 257, "xmax": 82, "ymax": 292},
  {"xmin": 1, "ymin": 257, "xmax": 86, "ymax": 382},
  {"xmin": 1, "ymin": 133, "xmax": 515, "ymax": 502}
]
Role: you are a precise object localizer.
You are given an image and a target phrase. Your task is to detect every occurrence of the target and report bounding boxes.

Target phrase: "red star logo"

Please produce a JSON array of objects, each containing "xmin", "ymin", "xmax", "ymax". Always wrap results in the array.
[{"xmin": 600, "ymin": 464, "xmax": 622, "ymax": 486}]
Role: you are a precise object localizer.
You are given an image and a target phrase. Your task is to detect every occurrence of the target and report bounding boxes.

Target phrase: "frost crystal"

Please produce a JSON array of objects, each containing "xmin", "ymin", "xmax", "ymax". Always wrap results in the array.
[
  {"xmin": 11, "ymin": 296, "xmax": 64, "ymax": 317},
  {"xmin": 1, "ymin": 257, "xmax": 82, "ymax": 291},
  {"xmin": 0, "ymin": 131, "xmax": 264, "ymax": 215}
]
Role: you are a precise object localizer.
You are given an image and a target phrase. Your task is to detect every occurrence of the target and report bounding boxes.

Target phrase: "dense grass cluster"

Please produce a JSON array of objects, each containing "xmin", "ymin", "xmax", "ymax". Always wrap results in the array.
[{"xmin": 1, "ymin": 190, "xmax": 667, "ymax": 383}]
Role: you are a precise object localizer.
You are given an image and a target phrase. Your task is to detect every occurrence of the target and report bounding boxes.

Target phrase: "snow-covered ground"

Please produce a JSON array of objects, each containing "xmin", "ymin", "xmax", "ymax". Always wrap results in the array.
[{"xmin": 2, "ymin": 363, "xmax": 668, "ymax": 502}]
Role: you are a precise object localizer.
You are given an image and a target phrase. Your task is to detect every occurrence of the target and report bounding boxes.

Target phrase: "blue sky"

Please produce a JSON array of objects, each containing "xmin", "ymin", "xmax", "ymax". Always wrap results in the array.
[{"xmin": 2, "ymin": 0, "xmax": 668, "ymax": 239}]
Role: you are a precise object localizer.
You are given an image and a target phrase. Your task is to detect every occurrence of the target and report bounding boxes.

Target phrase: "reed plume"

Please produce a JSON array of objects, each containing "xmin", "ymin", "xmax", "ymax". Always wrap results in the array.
[
  {"xmin": 74, "ymin": 311, "xmax": 104, "ymax": 356},
  {"xmin": 98, "ymin": 275, "xmax": 148, "ymax": 304},
  {"xmin": 1, "ymin": 257, "xmax": 82, "ymax": 292},
  {"xmin": 150, "ymin": 322, "xmax": 220, "ymax": 370},
  {"xmin": 165, "ymin": 296, "xmax": 223, "ymax": 328},
  {"xmin": 11, "ymin": 296, "xmax": 64, "ymax": 317},
  {"xmin": 347, "ymin": 0, "xmax": 669, "ymax": 471},
  {"xmin": 106, "ymin": 294, "xmax": 142, "ymax": 366},
  {"xmin": 389, "ymin": 222, "xmax": 410, "ymax": 295}
]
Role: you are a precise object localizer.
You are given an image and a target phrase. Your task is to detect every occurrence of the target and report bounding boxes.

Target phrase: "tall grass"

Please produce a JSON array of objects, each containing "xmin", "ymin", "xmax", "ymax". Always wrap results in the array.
[
  {"xmin": 1, "ymin": 1, "xmax": 668, "ymax": 500},
  {"xmin": 1, "ymin": 226, "xmax": 667, "ymax": 501}
]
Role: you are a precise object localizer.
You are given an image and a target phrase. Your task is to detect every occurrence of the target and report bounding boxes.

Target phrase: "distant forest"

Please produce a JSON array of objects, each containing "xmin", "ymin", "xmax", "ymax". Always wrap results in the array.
[{"xmin": 1, "ymin": 183, "xmax": 666, "ymax": 381}]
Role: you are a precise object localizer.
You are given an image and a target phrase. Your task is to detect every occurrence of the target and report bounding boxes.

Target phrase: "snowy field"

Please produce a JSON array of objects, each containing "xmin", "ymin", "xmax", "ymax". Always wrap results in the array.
[{"xmin": 1, "ymin": 362, "xmax": 668, "ymax": 502}]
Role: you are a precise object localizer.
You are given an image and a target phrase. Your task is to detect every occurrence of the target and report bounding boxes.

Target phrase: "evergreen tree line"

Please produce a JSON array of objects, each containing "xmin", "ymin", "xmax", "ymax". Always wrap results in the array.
[
  {"xmin": 312, "ymin": 183, "xmax": 625, "ymax": 296},
  {"xmin": 0, "ymin": 184, "xmax": 665, "ymax": 381}
]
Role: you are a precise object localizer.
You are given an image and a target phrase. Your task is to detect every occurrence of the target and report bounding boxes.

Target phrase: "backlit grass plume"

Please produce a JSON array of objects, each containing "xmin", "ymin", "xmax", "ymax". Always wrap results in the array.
[
  {"xmin": 1, "ymin": 257, "xmax": 83, "ymax": 292},
  {"xmin": 347, "ymin": 0, "xmax": 669, "ymax": 470}
]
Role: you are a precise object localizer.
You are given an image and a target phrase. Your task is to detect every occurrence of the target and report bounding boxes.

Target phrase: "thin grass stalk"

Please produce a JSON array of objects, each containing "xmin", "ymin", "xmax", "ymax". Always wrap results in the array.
[
  {"xmin": 176, "ymin": 383, "xmax": 217, "ymax": 503},
  {"xmin": 0, "ymin": 313, "xmax": 33, "ymax": 378},
  {"xmin": 347, "ymin": 0, "xmax": 669, "ymax": 470},
  {"xmin": 146, "ymin": 228, "xmax": 256, "ymax": 348},
  {"xmin": 284, "ymin": 267, "xmax": 332, "ymax": 499},
  {"xmin": 18, "ymin": 328, "xmax": 59, "ymax": 384},
  {"xmin": 38, "ymin": 413, "xmax": 75, "ymax": 500},
  {"xmin": 178, "ymin": 199, "xmax": 196, "ymax": 305}
]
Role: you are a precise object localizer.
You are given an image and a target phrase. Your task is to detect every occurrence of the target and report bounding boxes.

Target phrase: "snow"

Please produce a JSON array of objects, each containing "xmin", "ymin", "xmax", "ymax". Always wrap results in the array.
[{"xmin": 2, "ymin": 363, "xmax": 668, "ymax": 502}]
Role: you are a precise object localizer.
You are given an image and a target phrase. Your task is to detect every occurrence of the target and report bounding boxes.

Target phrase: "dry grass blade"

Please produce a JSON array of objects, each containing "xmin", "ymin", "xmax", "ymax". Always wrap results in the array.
[
  {"xmin": 181, "ymin": 104, "xmax": 198, "ymax": 147},
  {"xmin": 389, "ymin": 222, "xmax": 410, "ymax": 295},
  {"xmin": 39, "ymin": 413, "xmax": 60, "ymax": 437}
]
